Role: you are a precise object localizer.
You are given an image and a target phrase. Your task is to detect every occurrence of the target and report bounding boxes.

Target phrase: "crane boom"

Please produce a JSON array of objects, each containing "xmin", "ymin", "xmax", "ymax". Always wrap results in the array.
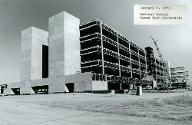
[
  {"xmin": 150, "ymin": 36, "xmax": 164, "ymax": 61},
  {"xmin": 150, "ymin": 36, "xmax": 171, "ymax": 87}
]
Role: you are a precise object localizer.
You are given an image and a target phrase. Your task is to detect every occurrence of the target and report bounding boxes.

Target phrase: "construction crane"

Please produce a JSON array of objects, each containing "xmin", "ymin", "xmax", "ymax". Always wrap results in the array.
[
  {"xmin": 151, "ymin": 36, "xmax": 164, "ymax": 61},
  {"xmin": 150, "ymin": 36, "xmax": 171, "ymax": 88}
]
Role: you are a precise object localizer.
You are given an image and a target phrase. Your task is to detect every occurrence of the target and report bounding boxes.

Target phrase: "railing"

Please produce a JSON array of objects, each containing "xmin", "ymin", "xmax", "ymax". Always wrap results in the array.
[
  {"xmin": 119, "ymin": 44, "xmax": 129, "ymax": 52},
  {"xmin": 80, "ymin": 33, "xmax": 101, "ymax": 42},
  {"xmin": 120, "ymin": 65, "xmax": 131, "ymax": 73},
  {"xmin": 81, "ymin": 60, "xmax": 102, "ymax": 68},
  {"xmin": 102, "ymin": 35, "xmax": 118, "ymax": 47},
  {"xmin": 81, "ymin": 45, "xmax": 101, "ymax": 54},
  {"xmin": 118, "ymin": 34, "xmax": 128, "ymax": 42},
  {"xmin": 139, "ymin": 49, "xmax": 145, "ymax": 56},
  {"xmin": 132, "ymin": 68, "xmax": 140, "ymax": 74},
  {"xmin": 104, "ymin": 61, "xmax": 119, "ymax": 70},
  {"xmin": 140, "ymin": 63, "xmax": 146, "ymax": 68},
  {"xmin": 139, "ymin": 54, "xmax": 145, "ymax": 60},
  {"xmin": 130, "ymin": 41, "xmax": 139, "ymax": 50},
  {"xmin": 119, "ymin": 54, "xmax": 130, "ymax": 62},
  {"xmin": 131, "ymin": 59, "xmax": 139, "ymax": 66},
  {"xmin": 103, "ymin": 48, "xmax": 118, "ymax": 59},
  {"xmin": 80, "ymin": 19, "xmax": 100, "ymax": 29},
  {"xmin": 80, "ymin": 23, "xmax": 99, "ymax": 31},
  {"xmin": 102, "ymin": 24, "xmax": 117, "ymax": 35},
  {"xmin": 130, "ymin": 50, "xmax": 139, "ymax": 57}
]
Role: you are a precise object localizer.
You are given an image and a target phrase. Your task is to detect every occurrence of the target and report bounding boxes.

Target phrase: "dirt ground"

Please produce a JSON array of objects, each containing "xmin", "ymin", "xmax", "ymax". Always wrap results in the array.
[{"xmin": 0, "ymin": 91, "xmax": 192, "ymax": 125}]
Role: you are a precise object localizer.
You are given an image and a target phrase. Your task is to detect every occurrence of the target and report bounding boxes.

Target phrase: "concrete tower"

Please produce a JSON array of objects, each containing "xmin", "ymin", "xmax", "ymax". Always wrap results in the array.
[
  {"xmin": 48, "ymin": 11, "xmax": 81, "ymax": 77},
  {"xmin": 21, "ymin": 27, "xmax": 48, "ymax": 94}
]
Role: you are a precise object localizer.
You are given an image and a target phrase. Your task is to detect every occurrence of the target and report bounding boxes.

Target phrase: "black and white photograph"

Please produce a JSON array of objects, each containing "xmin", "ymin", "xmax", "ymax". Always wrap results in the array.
[{"xmin": 0, "ymin": 0, "xmax": 192, "ymax": 125}]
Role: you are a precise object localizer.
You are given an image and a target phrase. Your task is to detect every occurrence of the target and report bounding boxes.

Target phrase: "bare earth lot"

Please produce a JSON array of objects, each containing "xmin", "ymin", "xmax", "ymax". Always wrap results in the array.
[{"xmin": 0, "ymin": 91, "xmax": 192, "ymax": 125}]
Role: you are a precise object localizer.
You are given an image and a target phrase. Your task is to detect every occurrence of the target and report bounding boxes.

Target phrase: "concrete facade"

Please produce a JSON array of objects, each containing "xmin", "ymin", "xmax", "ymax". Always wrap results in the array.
[{"xmin": 49, "ymin": 11, "xmax": 81, "ymax": 77}]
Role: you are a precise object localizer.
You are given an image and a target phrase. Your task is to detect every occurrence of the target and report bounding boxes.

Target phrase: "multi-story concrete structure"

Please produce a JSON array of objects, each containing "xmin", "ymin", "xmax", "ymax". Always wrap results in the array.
[
  {"xmin": 5, "ymin": 11, "xmax": 172, "ymax": 95},
  {"xmin": 170, "ymin": 66, "xmax": 189, "ymax": 88},
  {"xmin": 80, "ymin": 19, "xmax": 147, "ymax": 89},
  {"xmin": 145, "ymin": 47, "xmax": 168, "ymax": 85}
]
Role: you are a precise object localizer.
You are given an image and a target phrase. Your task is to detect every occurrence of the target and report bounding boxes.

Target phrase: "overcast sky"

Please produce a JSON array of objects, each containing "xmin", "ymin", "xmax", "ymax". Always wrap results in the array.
[{"xmin": 0, "ymin": 0, "xmax": 191, "ymax": 84}]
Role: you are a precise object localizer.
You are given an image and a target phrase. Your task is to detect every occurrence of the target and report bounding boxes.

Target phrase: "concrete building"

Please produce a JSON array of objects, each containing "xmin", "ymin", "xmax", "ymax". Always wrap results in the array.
[
  {"xmin": 170, "ymin": 66, "xmax": 189, "ymax": 88},
  {"xmin": 5, "ymin": 11, "xmax": 171, "ymax": 95},
  {"xmin": 145, "ymin": 47, "xmax": 168, "ymax": 86},
  {"xmin": 80, "ymin": 19, "xmax": 147, "ymax": 90}
]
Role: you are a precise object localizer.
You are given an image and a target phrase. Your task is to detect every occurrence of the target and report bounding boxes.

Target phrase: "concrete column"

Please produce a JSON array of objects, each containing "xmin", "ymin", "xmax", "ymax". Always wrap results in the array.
[
  {"xmin": 117, "ymin": 35, "xmax": 121, "ymax": 77},
  {"xmin": 100, "ymin": 21, "xmax": 105, "ymax": 75},
  {"xmin": 138, "ymin": 49, "xmax": 141, "ymax": 79},
  {"xmin": 129, "ymin": 41, "xmax": 133, "ymax": 78}
]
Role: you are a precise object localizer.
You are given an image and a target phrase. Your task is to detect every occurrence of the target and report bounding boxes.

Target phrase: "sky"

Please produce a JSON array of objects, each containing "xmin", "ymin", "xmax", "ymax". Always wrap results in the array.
[{"xmin": 0, "ymin": 0, "xmax": 191, "ymax": 84}]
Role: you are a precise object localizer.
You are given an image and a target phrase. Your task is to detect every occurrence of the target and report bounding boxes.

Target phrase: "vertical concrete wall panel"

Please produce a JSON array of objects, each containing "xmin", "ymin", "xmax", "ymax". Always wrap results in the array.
[
  {"xmin": 64, "ymin": 12, "xmax": 80, "ymax": 75},
  {"xmin": 31, "ymin": 27, "xmax": 48, "ymax": 80},
  {"xmin": 21, "ymin": 28, "xmax": 32, "ymax": 81}
]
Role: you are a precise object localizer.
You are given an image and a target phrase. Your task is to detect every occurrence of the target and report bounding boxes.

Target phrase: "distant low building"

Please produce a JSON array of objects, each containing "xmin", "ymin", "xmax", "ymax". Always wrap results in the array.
[{"xmin": 170, "ymin": 66, "xmax": 189, "ymax": 88}]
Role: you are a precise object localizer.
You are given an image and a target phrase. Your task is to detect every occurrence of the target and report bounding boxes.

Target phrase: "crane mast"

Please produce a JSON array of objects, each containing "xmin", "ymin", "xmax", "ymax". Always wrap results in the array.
[
  {"xmin": 150, "ymin": 36, "xmax": 170, "ymax": 88},
  {"xmin": 151, "ymin": 36, "xmax": 163, "ymax": 61}
]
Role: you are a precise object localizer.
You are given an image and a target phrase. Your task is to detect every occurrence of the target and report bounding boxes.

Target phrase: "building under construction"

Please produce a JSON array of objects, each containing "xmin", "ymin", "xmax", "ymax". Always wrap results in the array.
[
  {"xmin": 80, "ymin": 19, "xmax": 169, "ymax": 89},
  {"xmin": 145, "ymin": 47, "xmax": 169, "ymax": 85},
  {"xmin": 170, "ymin": 66, "xmax": 189, "ymax": 88},
  {"xmin": 4, "ymin": 11, "xmax": 170, "ymax": 95},
  {"xmin": 80, "ymin": 19, "xmax": 148, "ymax": 90}
]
